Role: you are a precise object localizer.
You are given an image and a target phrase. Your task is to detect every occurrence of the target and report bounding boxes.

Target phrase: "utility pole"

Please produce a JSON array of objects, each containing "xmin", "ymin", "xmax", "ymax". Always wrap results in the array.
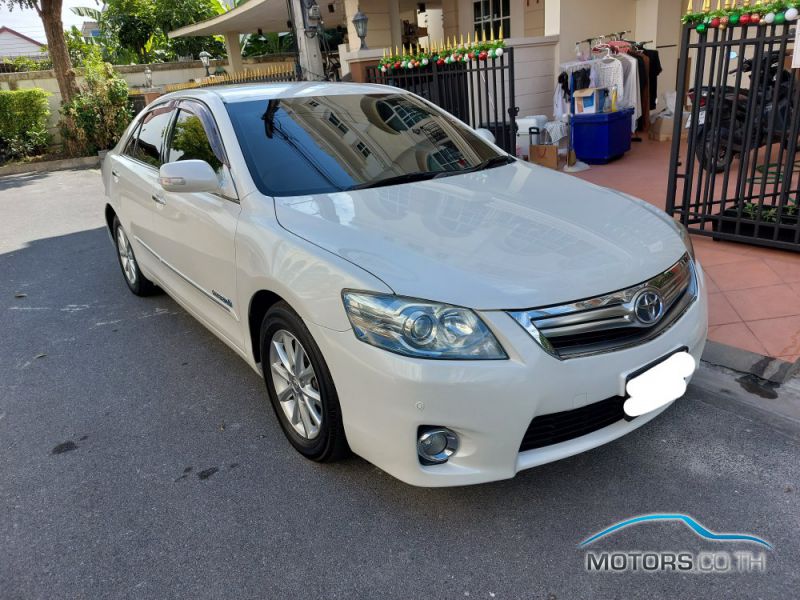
[{"xmin": 289, "ymin": 0, "xmax": 326, "ymax": 81}]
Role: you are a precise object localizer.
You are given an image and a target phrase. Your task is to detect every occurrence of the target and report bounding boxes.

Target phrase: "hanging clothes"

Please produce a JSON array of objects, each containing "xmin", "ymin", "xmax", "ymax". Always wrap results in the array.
[
  {"xmin": 635, "ymin": 51, "xmax": 651, "ymax": 131},
  {"xmin": 644, "ymin": 49, "xmax": 663, "ymax": 110},
  {"xmin": 595, "ymin": 58, "xmax": 624, "ymax": 101},
  {"xmin": 614, "ymin": 52, "xmax": 641, "ymax": 133}
]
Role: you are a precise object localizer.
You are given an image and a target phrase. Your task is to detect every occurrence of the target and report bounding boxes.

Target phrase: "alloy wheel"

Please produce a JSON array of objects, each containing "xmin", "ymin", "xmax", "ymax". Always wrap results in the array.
[
  {"xmin": 268, "ymin": 329, "xmax": 323, "ymax": 440},
  {"xmin": 116, "ymin": 226, "xmax": 138, "ymax": 286}
]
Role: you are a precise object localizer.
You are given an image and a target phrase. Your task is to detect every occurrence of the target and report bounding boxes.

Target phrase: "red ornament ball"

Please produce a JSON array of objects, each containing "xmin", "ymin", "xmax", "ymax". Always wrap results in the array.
[
  {"xmin": 710, "ymin": 17, "xmax": 720, "ymax": 28},
  {"xmin": 394, "ymin": 61, "xmax": 401, "ymax": 69},
  {"xmin": 479, "ymin": 51, "xmax": 488, "ymax": 61},
  {"xmin": 437, "ymin": 58, "xmax": 445, "ymax": 66},
  {"xmin": 740, "ymin": 13, "xmax": 751, "ymax": 24}
]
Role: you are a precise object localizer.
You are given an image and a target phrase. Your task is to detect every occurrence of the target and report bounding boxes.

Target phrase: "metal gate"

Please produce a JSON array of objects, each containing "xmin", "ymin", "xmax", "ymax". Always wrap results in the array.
[
  {"xmin": 666, "ymin": 20, "xmax": 800, "ymax": 252},
  {"xmin": 366, "ymin": 48, "xmax": 518, "ymax": 154}
]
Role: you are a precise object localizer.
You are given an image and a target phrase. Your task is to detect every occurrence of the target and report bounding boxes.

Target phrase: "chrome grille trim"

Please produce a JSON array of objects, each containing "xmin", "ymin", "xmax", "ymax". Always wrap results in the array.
[{"xmin": 508, "ymin": 254, "xmax": 696, "ymax": 359}]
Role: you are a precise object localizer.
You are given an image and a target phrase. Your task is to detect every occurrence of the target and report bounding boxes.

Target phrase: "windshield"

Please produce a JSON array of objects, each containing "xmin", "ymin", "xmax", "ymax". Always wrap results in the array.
[{"xmin": 226, "ymin": 93, "xmax": 506, "ymax": 196}]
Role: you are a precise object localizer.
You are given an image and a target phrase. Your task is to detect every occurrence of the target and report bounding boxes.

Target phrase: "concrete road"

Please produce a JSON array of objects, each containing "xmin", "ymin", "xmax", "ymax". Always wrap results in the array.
[{"xmin": 1, "ymin": 170, "xmax": 799, "ymax": 600}]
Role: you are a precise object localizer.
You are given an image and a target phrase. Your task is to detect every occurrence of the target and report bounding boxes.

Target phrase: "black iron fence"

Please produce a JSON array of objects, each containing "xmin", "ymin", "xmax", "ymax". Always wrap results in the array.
[
  {"xmin": 666, "ymin": 21, "xmax": 800, "ymax": 252},
  {"xmin": 365, "ymin": 49, "xmax": 518, "ymax": 154}
]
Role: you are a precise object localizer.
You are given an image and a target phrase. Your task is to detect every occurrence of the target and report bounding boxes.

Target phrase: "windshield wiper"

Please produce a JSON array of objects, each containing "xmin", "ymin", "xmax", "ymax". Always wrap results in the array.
[
  {"xmin": 347, "ymin": 171, "xmax": 440, "ymax": 191},
  {"xmin": 458, "ymin": 154, "xmax": 516, "ymax": 174},
  {"xmin": 346, "ymin": 155, "xmax": 516, "ymax": 191}
]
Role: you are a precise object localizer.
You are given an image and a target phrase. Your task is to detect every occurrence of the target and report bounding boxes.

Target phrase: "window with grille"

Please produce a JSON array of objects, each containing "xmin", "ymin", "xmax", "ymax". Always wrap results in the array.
[{"xmin": 473, "ymin": 0, "xmax": 510, "ymax": 40}]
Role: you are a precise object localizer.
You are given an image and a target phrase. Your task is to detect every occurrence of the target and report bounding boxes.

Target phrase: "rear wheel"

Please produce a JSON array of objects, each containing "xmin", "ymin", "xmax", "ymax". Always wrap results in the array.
[
  {"xmin": 695, "ymin": 126, "xmax": 733, "ymax": 173},
  {"xmin": 112, "ymin": 216, "xmax": 159, "ymax": 296},
  {"xmin": 260, "ymin": 302, "xmax": 349, "ymax": 462}
]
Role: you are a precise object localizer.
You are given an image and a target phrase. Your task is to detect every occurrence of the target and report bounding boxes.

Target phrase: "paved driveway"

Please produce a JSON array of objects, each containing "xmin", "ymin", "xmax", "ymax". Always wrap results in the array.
[{"xmin": 1, "ymin": 169, "xmax": 799, "ymax": 599}]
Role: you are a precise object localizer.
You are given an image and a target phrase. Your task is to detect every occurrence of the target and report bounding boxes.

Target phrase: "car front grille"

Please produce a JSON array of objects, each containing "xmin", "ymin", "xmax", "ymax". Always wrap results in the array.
[
  {"xmin": 508, "ymin": 254, "xmax": 696, "ymax": 359},
  {"xmin": 519, "ymin": 396, "xmax": 629, "ymax": 452}
]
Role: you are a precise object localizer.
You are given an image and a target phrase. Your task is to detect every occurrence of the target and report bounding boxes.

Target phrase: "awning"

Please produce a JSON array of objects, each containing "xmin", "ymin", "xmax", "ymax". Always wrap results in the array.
[{"xmin": 169, "ymin": 0, "xmax": 291, "ymax": 37}]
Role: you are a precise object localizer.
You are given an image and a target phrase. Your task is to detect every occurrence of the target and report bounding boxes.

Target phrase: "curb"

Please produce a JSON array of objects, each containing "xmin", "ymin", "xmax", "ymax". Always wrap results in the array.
[
  {"xmin": 701, "ymin": 339, "xmax": 800, "ymax": 384},
  {"xmin": 0, "ymin": 156, "xmax": 100, "ymax": 177}
]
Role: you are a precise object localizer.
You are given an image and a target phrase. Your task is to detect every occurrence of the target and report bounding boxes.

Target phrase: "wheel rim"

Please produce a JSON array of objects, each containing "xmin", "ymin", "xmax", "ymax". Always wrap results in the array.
[
  {"xmin": 268, "ymin": 329, "xmax": 323, "ymax": 440},
  {"xmin": 116, "ymin": 226, "xmax": 138, "ymax": 286}
]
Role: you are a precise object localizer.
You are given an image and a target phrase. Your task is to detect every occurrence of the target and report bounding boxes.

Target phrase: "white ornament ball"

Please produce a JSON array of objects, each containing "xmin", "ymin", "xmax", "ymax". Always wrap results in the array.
[
  {"xmin": 381, "ymin": 65, "xmax": 387, "ymax": 73},
  {"xmin": 422, "ymin": 58, "xmax": 429, "ymax": 66},
  {"xmin": 495, "ymin": 47, "xmax": 504, "ymax": 58},
  {"xmin": 786, "ymin": 7, "xmax": 799, "ymax": 21},
  {"xmin": 401, "ymin": 60, "xmax": 407, "ymax": 68},
  {"xmin": 765, "ymin": 12, "xmax": 776, "ymax": 24}
]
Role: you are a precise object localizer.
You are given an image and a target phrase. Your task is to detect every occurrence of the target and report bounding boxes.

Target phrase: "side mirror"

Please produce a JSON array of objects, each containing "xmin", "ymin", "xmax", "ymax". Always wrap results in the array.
[
  {"xmin": 159, "ymin": 160, "xmax": 220, "ymax": 193},
  {"xmin": 474, "ymin": 127, "xmax": 496, "ymax": 144}
]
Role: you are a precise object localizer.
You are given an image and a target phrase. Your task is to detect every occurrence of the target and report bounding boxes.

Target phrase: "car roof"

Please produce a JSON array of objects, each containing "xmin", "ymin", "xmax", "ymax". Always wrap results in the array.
[{"xmin": 164, "ymin": 81, "xmax": 403, "ymax": 104}]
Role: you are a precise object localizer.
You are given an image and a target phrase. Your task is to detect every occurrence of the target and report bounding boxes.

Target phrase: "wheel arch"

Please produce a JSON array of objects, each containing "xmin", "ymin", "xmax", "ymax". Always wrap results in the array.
[
  {"xmin": 248, "ymin": 289, "xmax": 286, "ymax": 365},
  {"xmin": 105, "ymin": 203, "xmax": 117, "ymax": 232}
]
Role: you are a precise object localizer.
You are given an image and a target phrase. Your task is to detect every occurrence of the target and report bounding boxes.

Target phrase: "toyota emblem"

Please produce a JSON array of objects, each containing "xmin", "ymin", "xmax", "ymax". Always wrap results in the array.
[{"xmin": 634, "ymin": 290, "xmax": 664, "ymax": 325}]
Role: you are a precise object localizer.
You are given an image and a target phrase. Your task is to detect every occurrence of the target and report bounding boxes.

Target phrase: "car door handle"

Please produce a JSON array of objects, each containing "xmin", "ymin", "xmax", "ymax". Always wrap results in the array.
[
  {"xmin": 111, "ymin": 170, "xmax": 119, "ymax": 181},
  {"xmin": 151, "ymin": 194, "xmax": 166, "ymax": 205}
]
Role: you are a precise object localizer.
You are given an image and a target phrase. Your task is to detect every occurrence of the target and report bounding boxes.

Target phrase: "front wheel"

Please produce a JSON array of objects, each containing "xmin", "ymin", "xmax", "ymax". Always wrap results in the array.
[{"xmin": 260, "ymin": 302, "xmax": 349, "ymax": 462}]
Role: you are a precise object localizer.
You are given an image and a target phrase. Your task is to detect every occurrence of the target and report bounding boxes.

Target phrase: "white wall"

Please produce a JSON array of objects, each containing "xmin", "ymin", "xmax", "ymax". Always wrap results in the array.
[
  {"xmin": 0, "ymin": 29, "xmax": 46, "ymax": 58},
  {"xmin": 555, "ymin": 0, "xmax": 637, "ymax": 64}
]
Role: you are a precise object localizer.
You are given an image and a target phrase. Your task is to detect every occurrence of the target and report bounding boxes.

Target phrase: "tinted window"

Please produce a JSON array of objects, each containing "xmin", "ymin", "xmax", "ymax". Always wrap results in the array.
[
  {"xmin": 226, "ymin": 93, "xmax": 500, "ymax": 197},
  {"xmin": 166, "ymin": 109, "xmax": 224, "ymax": 173},
  {"xmin": 122, "ymin": 122, "xmax": 141, "ymax": 158},
  {"xmin": 129, "ymin": 105, "xmax": 174, "ymax": 168}
]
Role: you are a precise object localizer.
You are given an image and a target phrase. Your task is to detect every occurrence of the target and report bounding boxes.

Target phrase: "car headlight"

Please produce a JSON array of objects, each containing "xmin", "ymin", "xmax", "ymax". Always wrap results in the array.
[{"xmin": 342, "ymin": 292, "xmax": 507, "ymax": 360}]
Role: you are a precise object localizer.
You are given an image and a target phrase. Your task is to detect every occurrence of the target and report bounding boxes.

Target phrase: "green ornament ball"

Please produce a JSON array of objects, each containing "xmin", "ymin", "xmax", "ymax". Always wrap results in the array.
[
  {"xmin": 696, "ymin": 23, "xmax": 707, "ymax": 34},
  {"xmin": 775, "ymin": 12, "xmax": 786, "ymax": 24},
  {"xmin": 729, "ymin": 13, "xmax": 740, "ymax": 25}
]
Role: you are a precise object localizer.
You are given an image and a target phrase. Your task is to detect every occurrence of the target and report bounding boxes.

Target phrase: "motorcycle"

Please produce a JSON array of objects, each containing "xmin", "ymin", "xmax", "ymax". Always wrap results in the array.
[{"xmin": 690, "ymin": 51, "xmax": 794, "ymax": 173}]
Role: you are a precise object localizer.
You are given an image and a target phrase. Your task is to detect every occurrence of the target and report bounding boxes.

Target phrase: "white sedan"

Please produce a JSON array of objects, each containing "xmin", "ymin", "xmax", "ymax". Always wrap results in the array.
[{"xmin": 101, "ymin": 82, "xmax": 708, "ymax": 487}]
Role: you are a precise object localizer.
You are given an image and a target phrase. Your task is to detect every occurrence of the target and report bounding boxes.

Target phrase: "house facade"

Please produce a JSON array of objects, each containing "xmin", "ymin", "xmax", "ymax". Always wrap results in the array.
[{"xmin": 0, "ymin": 26, "xmax": 47, "ymax": 59}]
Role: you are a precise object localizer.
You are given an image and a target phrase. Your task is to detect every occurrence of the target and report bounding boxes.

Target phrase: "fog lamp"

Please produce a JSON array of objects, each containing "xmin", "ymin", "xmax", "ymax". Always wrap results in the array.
[{"xmin": 417, "ymin": 427, "xmax": 459, "ymax": 465}]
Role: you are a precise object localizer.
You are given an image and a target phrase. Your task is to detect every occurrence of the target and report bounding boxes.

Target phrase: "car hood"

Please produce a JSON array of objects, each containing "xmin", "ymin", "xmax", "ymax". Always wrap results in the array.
[{"xmin": 273, "ymin": 162, "xmax": 687, "ymax": 310}]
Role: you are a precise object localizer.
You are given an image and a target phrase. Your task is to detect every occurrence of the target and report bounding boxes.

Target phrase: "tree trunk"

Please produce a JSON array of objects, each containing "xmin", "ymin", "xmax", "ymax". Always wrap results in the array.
[{"xmin": 39, "ymin": 0, "xmax": 79, "ymax": 104}]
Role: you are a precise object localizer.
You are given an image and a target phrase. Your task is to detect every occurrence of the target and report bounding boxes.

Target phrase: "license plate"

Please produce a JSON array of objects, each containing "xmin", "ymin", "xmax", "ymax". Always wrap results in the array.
[
  {"xmin": 623, "ymin": 350, "xmax": 696, "ymax": 417},
  {"xmin": 686, "ymin": 111, "xmax": 706, "ymax": 128}
]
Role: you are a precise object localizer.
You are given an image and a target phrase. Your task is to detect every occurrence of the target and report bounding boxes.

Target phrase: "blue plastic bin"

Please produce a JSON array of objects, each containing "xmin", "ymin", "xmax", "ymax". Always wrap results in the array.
[{"xmin": 570, "ymin": 108, "xmax": 634, "ymax": 164}]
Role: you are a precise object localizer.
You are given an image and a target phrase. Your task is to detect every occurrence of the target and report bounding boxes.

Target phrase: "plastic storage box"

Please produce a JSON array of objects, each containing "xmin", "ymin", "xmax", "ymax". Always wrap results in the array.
[{"xmin": 570, "ymin": 108, "xmax": 634, "ymax": 164}]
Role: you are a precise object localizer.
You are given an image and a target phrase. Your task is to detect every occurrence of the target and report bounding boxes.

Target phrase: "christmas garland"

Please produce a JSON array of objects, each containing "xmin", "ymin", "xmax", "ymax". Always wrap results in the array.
[
  {"xmin": 378, "ymin": 39, "xmax": 506, "ymax": 72},
  {"xmin": 683, "ymin": 1, "xmax": 800, "ymax": 32}
]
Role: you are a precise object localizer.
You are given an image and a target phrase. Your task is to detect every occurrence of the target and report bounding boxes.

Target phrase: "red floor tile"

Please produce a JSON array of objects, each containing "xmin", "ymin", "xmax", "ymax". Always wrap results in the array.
[
  {"xmin": 707, "ymin": 293, "xmax": 741, "ymax": 326},
  {"xmin": 723, "ymin": 284, "xmax": 800, "ymax": 322},
  {"xmin": 704, "ymin": 271, "xmax": 720, "ymax": 294},
  {"xmin": 746, "ymin": 316, "xmax": 800, "ymax": 357},
  {"xmin": 703, "ymin": 259, "xmax": 783, "ymax": 291},
  {"xmin": 708, "ymin": 323, "xmax": 768, "ymax": 355},
  {"xmin": 764, "ymin": 257, "xmax": 800, "ymax": 283}
]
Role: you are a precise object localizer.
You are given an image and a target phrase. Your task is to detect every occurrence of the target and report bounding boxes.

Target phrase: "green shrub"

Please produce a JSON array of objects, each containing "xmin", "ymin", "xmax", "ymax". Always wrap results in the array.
[
  {"xmin": 59, "ymin": 49, "xmax": 132, "ymax": 157},
  {"xmin": 0, "ymin": 88, "xmax": 51, "ymax": 162}
]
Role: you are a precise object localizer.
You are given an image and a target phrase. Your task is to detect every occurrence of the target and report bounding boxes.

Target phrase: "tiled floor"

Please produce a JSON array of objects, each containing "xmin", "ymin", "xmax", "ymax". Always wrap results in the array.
[{"xmin": 568, "ymin": 138, "xmax": 800, "ymax": 363}]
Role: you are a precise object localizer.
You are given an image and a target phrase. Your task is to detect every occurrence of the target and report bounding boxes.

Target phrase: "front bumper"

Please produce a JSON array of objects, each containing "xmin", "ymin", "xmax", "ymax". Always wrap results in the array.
[{"xmin": 308, "ymin": 263, "xmax": 709, "ymax": 487}]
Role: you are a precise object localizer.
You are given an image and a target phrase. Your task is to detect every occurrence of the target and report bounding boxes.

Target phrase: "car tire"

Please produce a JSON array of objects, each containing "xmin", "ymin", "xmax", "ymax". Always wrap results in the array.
[
  {"xmin": 112, "ymin": 216, "xmax": 159, "ymax": 296},
  {"xmin": 260, "ymin": 302, "xmax": 350, "ymax": 462}
]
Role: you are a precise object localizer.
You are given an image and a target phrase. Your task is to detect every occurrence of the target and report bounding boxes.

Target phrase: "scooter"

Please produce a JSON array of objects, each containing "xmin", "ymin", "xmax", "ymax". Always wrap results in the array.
[{"xmin": 689, "ymin": 51, "xmax": 794, "ymax": 173}]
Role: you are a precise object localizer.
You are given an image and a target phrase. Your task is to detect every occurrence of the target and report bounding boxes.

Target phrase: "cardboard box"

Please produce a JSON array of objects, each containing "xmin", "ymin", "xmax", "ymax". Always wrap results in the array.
[
  {"xmin": 649, "ymin": 116, "xmax": 687, "ymax": 142},
  {"xmin": 574, "ymin": 88, "xmax": 602, "ymax": 115}
]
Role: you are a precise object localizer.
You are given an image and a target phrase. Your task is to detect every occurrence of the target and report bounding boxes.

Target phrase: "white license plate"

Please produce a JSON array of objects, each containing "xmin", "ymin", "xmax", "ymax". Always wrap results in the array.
[
  {"xmin": 686, "ymin": 111, "xmax": 706, "ymax": 128},
  {"xmin": 624, "ymin": 351, "xmax": 696, "ymax": 417}
]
